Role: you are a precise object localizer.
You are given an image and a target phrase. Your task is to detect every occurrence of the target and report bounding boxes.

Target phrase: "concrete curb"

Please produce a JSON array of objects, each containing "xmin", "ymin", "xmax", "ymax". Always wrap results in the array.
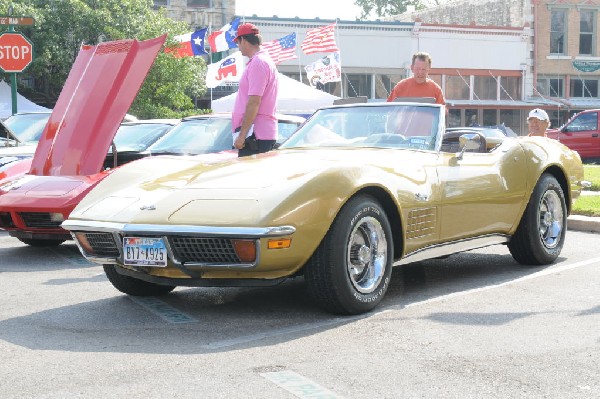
[{"xmin": 567, "ymin": 215, "xmax": 600, "ymax": 233}]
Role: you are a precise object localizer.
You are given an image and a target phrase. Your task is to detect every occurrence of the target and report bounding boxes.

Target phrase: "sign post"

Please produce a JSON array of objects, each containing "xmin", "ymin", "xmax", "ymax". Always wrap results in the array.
[{"xmin": 0, "ymin": 7, "xmax": 35, "ymax": 115}]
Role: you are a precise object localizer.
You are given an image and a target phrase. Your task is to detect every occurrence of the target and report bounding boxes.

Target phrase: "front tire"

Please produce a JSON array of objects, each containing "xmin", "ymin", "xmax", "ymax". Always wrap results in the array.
[
  {"xmin": 103, "ymin": 265, "xmax": 176, "ymax": 296},
  {"xmin": 17, "ymin": 238, "xmax": 66, "ymax": 247},
  {"xmin": 508, "ymin": 174, "xmax": 567, "ymax": 265},
  {"xmin": 304, "ymin": 195, "xmax": 393, "ymax": 315}
]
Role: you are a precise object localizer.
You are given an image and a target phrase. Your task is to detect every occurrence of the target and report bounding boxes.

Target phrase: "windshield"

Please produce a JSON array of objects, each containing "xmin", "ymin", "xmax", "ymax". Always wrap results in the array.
[
  {"xmin": 4, "ymin": 113, "xmax": 50, "ymax": 144},
  {"xmin": 280, "ymin": 104, "xmax": 442, "ymax": 151},
  {"xmin": 148, "ymin": 118, "xmax": 233, "ymax": 155},
  {"xmin": 113, "ymin": 123, "xmax": 175, "ymax": 152}
]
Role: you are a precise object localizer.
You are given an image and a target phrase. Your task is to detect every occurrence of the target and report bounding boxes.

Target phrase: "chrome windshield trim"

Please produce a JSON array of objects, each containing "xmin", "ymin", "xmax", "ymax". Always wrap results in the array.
[{"xmin": 62, "ymin": 220, "xmax": 296, "ymax": 238}]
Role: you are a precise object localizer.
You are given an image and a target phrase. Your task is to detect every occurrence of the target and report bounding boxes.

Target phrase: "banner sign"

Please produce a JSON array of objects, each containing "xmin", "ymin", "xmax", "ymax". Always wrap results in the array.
[
  {"xmin": 572, "ymin": 60, "xmax": 600, "ymax": 73},
  {"xmin": 305, "ymin": 52, "xmax": 341, "ymax": 88}
]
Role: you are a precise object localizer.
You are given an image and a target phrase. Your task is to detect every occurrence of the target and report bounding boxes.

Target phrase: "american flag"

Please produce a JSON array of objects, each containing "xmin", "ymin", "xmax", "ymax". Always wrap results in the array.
[
  {"xmin": 262, "ymin": 33, "xmax": 298, "ymax": 65},
  {"xmin": 300, "ymin": 23, "xmax": 339, "ymax": 55}
]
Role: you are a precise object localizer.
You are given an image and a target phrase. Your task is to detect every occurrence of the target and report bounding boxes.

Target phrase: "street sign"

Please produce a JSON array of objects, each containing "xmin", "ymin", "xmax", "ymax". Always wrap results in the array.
[
  {"xmin": 0, "ymin": 16, "xmax": 34, "ymax": 26},
  {"xmin": 0, "ymin": 32, "xmax": 33, "ymax": 72}
]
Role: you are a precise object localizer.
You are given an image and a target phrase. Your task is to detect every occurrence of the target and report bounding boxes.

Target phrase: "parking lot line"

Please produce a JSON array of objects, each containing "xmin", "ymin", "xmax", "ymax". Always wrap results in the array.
[{"xmin": 261, "ymin": 370, "xmax": 344, "ymax": 399}]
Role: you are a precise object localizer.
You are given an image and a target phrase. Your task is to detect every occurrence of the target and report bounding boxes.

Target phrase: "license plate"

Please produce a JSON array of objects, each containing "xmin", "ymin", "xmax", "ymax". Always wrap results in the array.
[{"xmin": 123, "ymin": 237, "xmax": 167, "ymax": 267}]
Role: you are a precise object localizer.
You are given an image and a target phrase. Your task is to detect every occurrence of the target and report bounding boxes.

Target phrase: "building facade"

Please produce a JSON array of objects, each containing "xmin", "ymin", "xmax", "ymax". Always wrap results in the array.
[
  {"xmin": 392, "ymin": 0, "xmax": 600, "ymax": 129},
  {"xmin": 157, "ymin": 0, "xmax": 600, "ymax": 135},
  {"xmin": 243, "ymin": 16, "xmax": 534, "ymax": 134},
  {"xmin": 153, "ymin": 0, "xmax": 235, "ymax": 29}
]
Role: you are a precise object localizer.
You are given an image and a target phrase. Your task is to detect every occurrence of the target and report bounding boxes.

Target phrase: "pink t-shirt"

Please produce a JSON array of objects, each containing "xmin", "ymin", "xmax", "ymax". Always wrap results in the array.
[{"xmin": 232, "ymin": 50, "xmax": 279, "ymax": 140}]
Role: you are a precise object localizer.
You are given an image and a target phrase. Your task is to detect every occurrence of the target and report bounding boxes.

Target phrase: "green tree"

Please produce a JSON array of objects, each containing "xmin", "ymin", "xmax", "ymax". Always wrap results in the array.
[
  {"xmin": 354, "ymin": 0, "xmax": 430, "ymax": 19},
  {"xmin": 0, "ymin": 0, "xmax": 208, "ymax": 118}
]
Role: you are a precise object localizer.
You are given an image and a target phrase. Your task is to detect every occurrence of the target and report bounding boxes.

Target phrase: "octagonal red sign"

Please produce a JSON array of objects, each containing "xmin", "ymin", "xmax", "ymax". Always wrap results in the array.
[{"xmin": 0, "ymin": 32, "xmax": 33, "ymax": 72}]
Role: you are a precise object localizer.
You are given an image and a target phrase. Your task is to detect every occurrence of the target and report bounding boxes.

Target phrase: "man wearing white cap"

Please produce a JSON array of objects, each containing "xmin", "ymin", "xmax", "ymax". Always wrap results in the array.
[{"xmin": 527, "ymin": 108, "xmax": 550, "ymax": 137}]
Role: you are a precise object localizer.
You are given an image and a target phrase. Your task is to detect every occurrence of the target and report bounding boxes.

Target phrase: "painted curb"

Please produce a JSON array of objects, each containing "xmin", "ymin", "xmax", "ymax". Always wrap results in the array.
[{"xmin": 567, "ymin": 215, "xmax": 600, "ymax": 233}]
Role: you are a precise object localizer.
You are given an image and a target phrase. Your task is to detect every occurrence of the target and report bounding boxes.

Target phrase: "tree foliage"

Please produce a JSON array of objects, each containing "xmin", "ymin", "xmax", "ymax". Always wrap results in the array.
[
  {"xmin": 354, "ymin": 0, "xmax": 429, "ymax": 19},
  {"xmin": 0, "ymin": 0, "xmax": 208, "ymax": 118}
]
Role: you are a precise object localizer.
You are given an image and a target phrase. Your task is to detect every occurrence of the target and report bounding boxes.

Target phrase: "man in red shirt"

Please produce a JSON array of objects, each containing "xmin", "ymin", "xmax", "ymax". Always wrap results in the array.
[{"xmin": 387, "ymin": 52, "xmax": 445, "ymax": 105}]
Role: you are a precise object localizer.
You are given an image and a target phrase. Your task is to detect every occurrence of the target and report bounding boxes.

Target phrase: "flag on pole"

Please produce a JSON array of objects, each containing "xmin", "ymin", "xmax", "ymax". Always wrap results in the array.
[
  {"xmin": 305, "ymin": 52, "xmax": 342, "ymax": 87},
  {"xmin": 300, "ymin": 23, "xmax": 339, "ymax": 55},
  {"xmin": 206, "ymin": 51, "xmax": 245, "ymax": 88},
  {"xmin": 261, "ymin": 33, "xmax": 298, "ymax": 65},
  {"xmin": 165, "ymin": 28, "xmax": 208, "ymax": 57},
  {"xmin": 208, "ymin": 17, "xmax": 241, "ymax": 53}
]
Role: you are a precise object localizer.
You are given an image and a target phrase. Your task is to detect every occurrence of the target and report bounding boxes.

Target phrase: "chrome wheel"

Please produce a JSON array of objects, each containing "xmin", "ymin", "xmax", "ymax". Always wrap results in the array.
[
  {"xmin": 538, "ymin": 189, "xmax": 563, "ymax": 249},
  {"xmin": 347, "ymin": 216, "xmax": 388, "ymax": 294}
]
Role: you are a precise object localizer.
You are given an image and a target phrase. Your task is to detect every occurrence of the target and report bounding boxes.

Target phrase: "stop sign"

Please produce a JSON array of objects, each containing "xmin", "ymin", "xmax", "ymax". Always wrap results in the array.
[{"xmin": 0, "ymin": 32, "xmax": 33, "ymax": 72}]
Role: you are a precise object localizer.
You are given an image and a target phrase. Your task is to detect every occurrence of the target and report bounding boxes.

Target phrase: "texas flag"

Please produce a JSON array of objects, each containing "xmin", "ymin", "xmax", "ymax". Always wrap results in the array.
[
  {"xmin": 206, "ymin": 51, "xmax": 245, "ymax": 88},
  {"xmin": 208, "ymin": 18, "xmax": 241, "ymax": 53},
  {"xmin": 165, "ymin": 28, "xmax": 208, "ymax": 57}
]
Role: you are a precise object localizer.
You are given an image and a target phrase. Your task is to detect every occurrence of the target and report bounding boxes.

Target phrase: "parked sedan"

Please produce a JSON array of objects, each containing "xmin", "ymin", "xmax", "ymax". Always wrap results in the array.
[
  {"xmin": 62, "ymin": 102, "xmax": 586, "ymax": 315},
  {"xmin": 0, "ymin": 119, "xmax": 178, "ymax": 246},
  {"xmin": 145, "ymin": 113, "xmax": 305, "ymax": 156},
  {"xmin": 0, "ymin": 111, "xmax": 51, "ymax": 167}
]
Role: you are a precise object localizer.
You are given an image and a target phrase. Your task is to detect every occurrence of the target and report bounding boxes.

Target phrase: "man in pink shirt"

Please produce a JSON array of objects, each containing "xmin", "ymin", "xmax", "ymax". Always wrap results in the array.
[{"xmin": 232, "ymin": 23, "xmax": 279, "ymax": 157}]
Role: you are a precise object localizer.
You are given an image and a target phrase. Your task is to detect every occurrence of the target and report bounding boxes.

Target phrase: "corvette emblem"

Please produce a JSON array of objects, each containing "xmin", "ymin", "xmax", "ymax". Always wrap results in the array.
[{"xmin": 139, "ymin": 204, "xmax": 156, "ymax": 210}]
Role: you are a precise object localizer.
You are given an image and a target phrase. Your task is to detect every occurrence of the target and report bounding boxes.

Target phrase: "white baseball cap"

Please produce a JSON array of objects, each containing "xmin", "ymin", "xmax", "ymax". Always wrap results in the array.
[{"xmin": 528, "ymin": 108, "xmax": 549, "ymax": 121}]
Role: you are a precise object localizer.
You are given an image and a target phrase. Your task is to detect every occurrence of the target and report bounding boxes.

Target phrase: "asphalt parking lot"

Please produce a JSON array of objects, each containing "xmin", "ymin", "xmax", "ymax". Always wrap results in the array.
[{"xmin": 0, "ymin": 229, "xmax": 599, "ymax": 398}]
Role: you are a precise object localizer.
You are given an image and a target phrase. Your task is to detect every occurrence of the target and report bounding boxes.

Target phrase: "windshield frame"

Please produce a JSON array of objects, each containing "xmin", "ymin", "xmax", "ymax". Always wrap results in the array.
[{"xmin": 280, "ymin": 103, "xmax": 445, "ymax": 152}]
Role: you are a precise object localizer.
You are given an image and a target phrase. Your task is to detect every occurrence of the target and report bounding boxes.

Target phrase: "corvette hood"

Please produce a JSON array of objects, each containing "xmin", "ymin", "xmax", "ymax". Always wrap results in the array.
[
  {"xmin": 30, "ymin": 35, "xmax": 166, "ymax": 177},
  {"xmin": 68, "ymin": 148, "xmax": 433, "ymax": 224}
]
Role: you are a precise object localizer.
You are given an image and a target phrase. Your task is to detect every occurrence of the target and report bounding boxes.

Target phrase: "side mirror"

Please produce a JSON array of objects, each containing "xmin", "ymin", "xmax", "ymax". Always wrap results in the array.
[{"xmin": 456, "ymin": 133, "xmax": 483, "ymax": 160}]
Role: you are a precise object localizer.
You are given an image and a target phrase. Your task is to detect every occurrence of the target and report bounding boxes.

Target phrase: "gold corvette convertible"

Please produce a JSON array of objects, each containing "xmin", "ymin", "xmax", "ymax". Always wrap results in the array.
[{"xmin": 63, "ymin": 103, "xmax": 586, "ymax": 315}]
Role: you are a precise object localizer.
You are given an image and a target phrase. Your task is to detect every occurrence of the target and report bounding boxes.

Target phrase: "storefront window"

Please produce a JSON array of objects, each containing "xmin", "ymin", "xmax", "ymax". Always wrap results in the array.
[
  {"xmin": 536, "ymin": 76, "xmax": 564, "ymax": 97},
  {"xmin": 483, "ymin": 109, "xmax": 497, "ymax": 126},
  {"xmin": 345, "ymin": 74, "xmax": 373, "ymax": 99},
  {"xmin": 474, "ymin": 76, "xmax": 496, "ymax": 100},
  {"xmin": 500, "ymin": 109, "xmax": 523, "ymax": 136},
  {"xmin": 570, "ymin": 78, "xmax": 599, "ymax": 98},
  {"xmin": 500, "ymin": 76, "xmax": 521, "ymax": 100},
  {"xmin": 465, "ymin": 109, "xmax": 478, "ymax": 126},
  {"xmin": 376, "ymin": 74, "xmax": 404, "ymax": 100},
  {"xmin": 447, "ymin": 109, "xmax": 461, "ymax": 128},
  {"xmin": 445, "ymin": 76, "xmax": 469, "ymax": 100}
]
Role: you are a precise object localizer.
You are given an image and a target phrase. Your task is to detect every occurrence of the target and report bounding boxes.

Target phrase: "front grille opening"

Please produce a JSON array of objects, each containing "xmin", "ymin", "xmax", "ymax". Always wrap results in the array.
[
  {"xmin": 19, "ymin": 212, "xmax": 63, "ymax": 229},
  {"xmin": 0, "ymin": 212, "xmax": 15, "ymax": 228},
  {"xmin": 170, "ymin": 237, "xmax": 242, "ymax": 264},
  {"xmin": 77, "ymin": 232, "xmax": 119, "ymax": 257}
]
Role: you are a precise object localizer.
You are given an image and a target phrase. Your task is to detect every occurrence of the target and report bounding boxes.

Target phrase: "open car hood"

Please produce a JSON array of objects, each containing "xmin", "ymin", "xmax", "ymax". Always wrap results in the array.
[{"xmin": 30, "ymin": 35, "xmax": 166, "ymax": 177}]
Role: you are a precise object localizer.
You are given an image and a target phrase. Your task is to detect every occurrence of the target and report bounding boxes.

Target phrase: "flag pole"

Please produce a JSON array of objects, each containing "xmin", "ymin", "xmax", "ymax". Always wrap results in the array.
[
  {"xmin": 296, "ymin": 30, "xmax": 302, "ymax": 82},
  {"xmin": 335, "ymin": 19, "xmax": 344, "ymax": 98}
]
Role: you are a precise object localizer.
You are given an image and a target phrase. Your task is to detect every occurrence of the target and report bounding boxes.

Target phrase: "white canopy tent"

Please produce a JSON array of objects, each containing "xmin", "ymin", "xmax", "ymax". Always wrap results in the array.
[
  {"xmin": 211, "ymin": 73, "xmax": 339, "ymax": 116},
  {"xmin": 0, "ymin": 80, "xmax": 50, "ymax": 119}
]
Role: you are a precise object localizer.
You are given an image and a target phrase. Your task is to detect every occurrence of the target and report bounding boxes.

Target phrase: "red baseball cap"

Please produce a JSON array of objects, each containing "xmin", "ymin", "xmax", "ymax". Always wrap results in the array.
[{"xmin": 234, "ymin": 23, "xmax": 259, "ymax": 41}]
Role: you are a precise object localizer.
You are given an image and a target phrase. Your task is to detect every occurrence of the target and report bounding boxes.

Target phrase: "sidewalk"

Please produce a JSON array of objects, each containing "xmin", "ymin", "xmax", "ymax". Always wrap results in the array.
[{"xmin": 568, "ymin": 190, "xmax": 600, "ymax": 233}]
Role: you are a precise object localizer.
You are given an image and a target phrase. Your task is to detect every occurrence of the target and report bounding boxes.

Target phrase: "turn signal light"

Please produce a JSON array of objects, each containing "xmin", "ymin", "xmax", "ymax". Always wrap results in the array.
[
  {"xmin": 268, "ymin": 238, "xmax": 291, "ymax": 249},
  {"xmin": 75, "ymin": 232, "xmax": 94, "ymax": 255},
  {"xmin": 232, "ymin": 239, "xmax": 257, "ymax": 263}
]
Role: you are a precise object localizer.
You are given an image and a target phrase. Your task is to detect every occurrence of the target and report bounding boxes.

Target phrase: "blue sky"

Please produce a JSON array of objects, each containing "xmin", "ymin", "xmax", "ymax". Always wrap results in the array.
[{"xmin": 236, "ymin": 0, "xmax": 364, "ymax": 21}]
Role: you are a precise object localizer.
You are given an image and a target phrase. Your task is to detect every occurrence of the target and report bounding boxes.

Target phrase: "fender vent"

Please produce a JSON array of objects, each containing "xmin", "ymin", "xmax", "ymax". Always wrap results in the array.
[{"xmin": 406, "ymin": 207, "xmax": 437, "ymax": 239}]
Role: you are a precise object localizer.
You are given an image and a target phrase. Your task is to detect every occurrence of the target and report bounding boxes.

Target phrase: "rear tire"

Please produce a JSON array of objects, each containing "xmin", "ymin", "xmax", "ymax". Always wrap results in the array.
[
  {"xmin": 103, "ymin": 264, "xmax": 176, "ymax": 296},
  {"xmin": 304, "ymin": 195, "xmax": 393, "ymax": 315},
  {"xmin": 508, "ymin": 174, "xmax": 567, "ymax": 265}
]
